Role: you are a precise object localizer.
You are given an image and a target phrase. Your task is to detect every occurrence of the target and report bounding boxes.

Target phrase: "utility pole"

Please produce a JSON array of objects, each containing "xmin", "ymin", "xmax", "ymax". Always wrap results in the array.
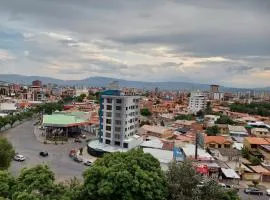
[{"xmin": 195, "ymin": 132, "xmax": 198, "ymax": 160}]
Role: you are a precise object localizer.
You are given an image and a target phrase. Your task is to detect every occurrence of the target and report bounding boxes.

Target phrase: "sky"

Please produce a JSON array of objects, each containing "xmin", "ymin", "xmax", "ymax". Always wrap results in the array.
[{"xmin": 0, "ymin": 0, "xmax": 270, "ymax": 88}]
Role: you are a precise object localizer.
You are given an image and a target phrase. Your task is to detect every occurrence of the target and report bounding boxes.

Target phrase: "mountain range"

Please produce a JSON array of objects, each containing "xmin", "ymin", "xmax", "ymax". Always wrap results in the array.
[{"xmin": 0, "ymin": 74, "xmax": 269, "ymax": 92}]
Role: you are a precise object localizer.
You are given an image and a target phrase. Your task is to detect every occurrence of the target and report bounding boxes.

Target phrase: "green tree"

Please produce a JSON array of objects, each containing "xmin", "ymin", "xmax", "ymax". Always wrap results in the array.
[
  {"xmin": 0, "ymin": 137, "xmax": 15, "ymax": 170},
  {"xmin": 0, "ymin": 171, "xmax": 15, "ymax": 198},
  {"xmin": 241, "ymin": 147, "xmax": 249, "ymax": 159},
  {"xmin": 196, "ymin": 110, "xmax": 205, "ymax": 118},
  {"xmin": 216, "ymin": 115, "xmax": 235, "ymax": 125},
  {"xmin": 140, "ymin": 108, "xmax": 152, "ymax": 117},
  {"xmin": 166, "ymin": 161, "xmax": 201, "ymax": 200},
  {"xmin": 205, "ymin": 101, "xmax": 212, "ymax": 114},
  {"xmin": 81, "ymin": 149, "xmax": 167, "ymax": 200},
  {"xmin": 15, "ymin": 165, "xmax": 55, "ymax": 195},
  {"xmin": 206, "ymin": 125, "xmax": 220, "ymax": 136},
  {"xmin": 174, "ymin": 114, "xmax": 193, "ymax": 121},
  {"xmin": 12, "ymin": 192, "xmax": 41, "ymax": 200}
]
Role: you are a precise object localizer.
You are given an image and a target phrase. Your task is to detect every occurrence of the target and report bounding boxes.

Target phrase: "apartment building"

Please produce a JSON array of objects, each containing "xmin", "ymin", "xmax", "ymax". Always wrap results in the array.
[
  {"xmin": 188, "ymin": 92, "xmax": 207, "ymax": 114},
  {"xmin": 99, "ymin": 89, "xmax": 141, "ymax": 149}
]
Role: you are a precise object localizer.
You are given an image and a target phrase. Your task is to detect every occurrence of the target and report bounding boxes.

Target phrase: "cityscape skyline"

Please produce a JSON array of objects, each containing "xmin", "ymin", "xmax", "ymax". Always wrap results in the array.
[{"xmin": 0, "ymin": 0, "xmax": 270, "ymax": 88}]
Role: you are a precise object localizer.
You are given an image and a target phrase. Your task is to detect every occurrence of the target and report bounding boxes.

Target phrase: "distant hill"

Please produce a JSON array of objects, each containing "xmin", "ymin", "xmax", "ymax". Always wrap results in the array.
[{"xmin": 0, "ymin": 74, "xmax": 269, "ymax": 92}]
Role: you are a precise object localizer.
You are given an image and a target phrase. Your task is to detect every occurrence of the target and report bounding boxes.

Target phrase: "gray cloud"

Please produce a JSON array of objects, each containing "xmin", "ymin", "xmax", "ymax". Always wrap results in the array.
[{"xmin": 0, "ymin": 0, "xmax": 269, "ymax": 87}]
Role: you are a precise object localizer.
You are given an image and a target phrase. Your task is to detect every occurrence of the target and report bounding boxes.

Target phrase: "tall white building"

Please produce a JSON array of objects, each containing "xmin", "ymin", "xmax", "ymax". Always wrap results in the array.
[
  {"xmin": 99, "ymin": 89, "xmax": 141, "ymax": 149},
  {"xmin": 188, "ymin": 92, "xmax": 207, "ymax": 114}
]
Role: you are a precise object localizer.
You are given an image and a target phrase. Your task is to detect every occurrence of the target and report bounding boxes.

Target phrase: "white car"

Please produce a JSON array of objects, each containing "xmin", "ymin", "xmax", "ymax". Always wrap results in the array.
[
  {"xmin": 266, "ymin": 189, "xmax": 270, "ymax": 196},
  {"xmin": 14, "ymin": 154, "xmax": 26, "ymax": 162}
]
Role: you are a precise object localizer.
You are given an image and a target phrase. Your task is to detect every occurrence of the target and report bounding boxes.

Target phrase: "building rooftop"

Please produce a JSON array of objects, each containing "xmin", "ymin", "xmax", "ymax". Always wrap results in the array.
[
  {"xmin": 141, "ymin": 125, "xmax": 171, "ymax": 135},
  {"xmin": 43, "ymin": 114, "xmax": 87, "ymax": 127},
  {"xmin": 221, "ymin": 168, "xmax": 240, "ymax": 179},
  {"xmin": 245, "ymin": 137, "xmax": 270, "ymax": 145},
  {"xmin": 143, "ymin": 148, "xmax": 173, "ymax": 164},
  {"xmin": 181, "ymin": 143, "xmax": 214, "ymax": 161},
  {"xmin": 250, "ymin": 165, "xmax": 270, "ymax": 175},
  {"xmin": 228, "ymin": 125, "xmax": 248, "ymax": 133},
  {"xmin": 252, "ymin": 128, "xmax": 269, "ymax": 132},
  {"xmin": 205, "ymin": 136, "xmax": 233, "ymax": 145}
]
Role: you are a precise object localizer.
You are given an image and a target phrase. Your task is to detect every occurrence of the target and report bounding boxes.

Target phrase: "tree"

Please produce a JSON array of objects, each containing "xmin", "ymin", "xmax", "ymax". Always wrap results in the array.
[
  {"xmin": 206, "ymin": 125, "xmax": 220, "ymax": 136},
  {"xmin": 196, "ymin": 110, "xmax": 205, "ymax": 118},
  {"xmin": 15, "ymin": 165, "xmax": 55, "ymax": 195},
  {"xmin": 252, "ymin": 180, "xmax": 259, "ymax": 187},
  {"xmin": 0, "ymin": 137, "xmax": 15, "ymax": 170},
  {"xmin": 140, "ymin": 108, "xmax": 152, "ymax": 117},
  {"xmin": 205, "ymin": 101, "xmax": 212, "ymax": 114},
  {"xmin": 160, "ymin": 120, "xmax": 165, "ymax": 126},
  {"xmin": 0, "ymin": 171, "xmax": 15, "ymax": 198},
  {"xmin": 81, "ymin": 149, "xmax": 167, "ymax": 200},
  {"xmin": 166, "ymin": 161, "xmax": 201, "ymax": 200},
  {"xmin": 241, "ymin": 147, "xmax": 249, "ymax": 159},
  {"xmin": 174, "ymin": 114, "xmax": 193, "ymax": 121},
  {"xmin": 216, "ymin": 115, "xmax": 235, "ymax": 125}
]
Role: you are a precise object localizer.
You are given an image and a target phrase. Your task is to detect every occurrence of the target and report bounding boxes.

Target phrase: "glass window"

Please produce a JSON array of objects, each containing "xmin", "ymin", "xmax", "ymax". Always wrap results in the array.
[
  {"xmin": 123, "ymin": 143, "xmax": 128, "ymax": 148},
  {"xmin": 107, "ymin": 112, "xmax": 112, "ymax": 117},
  {"xmin": 115, "ymin": 120, "xmax": 121, "ymax": 125},
  {"xmin": 106, "ymin": 119, "xmax": 111, "ymax": 124},
  {"xmin": 105, "ymin": 139, "xmax": 111, "ymax": 144},
  {"xmin": 105, "ymin": 132, "xmax": 111, "ymax": 137},
  {"xmin": 115, "ymin": 113, "xmax": 121, "ymax": 118},
  {"xmin": 115, "ymin": 127, "xmax": 121, "ymax": 132},
  {"xmin": 115, "ymin": 141, "xmax": 120, "ymax": 146},
  {"xmin": 107, "ymin": 105, "xmax": 112, "ymax": 110},
  {"xmin": 107, "ymin": 98, "xmax": 112, "ymax": 103},
  {"xmin": 116, "ymin": 106, "xmax": 121, "ymax": 111},
  {"xmin": 106, "ymin": 126, "xmax": 111, "ymax": 131},
  {"xmin": 115, "ymin": 134, "xmax": 121, "ymax": 140},
  {"xmin": 116, "ymin": 99, "xmax": 122, "ymax": 104}
]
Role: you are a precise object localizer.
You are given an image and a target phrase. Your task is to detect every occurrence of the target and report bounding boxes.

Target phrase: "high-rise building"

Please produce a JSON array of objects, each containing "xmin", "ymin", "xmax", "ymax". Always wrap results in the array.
[
  {"xmin": 188, "ymin": 92, "xmax": 207, "ymax": 114},
  {"xmin": 99, "ymin": 89, "xmax": 141, "ymax": 149},
  {"xmin": 210, "ymin": 85, "xmax": 219, "ymax": 93}
]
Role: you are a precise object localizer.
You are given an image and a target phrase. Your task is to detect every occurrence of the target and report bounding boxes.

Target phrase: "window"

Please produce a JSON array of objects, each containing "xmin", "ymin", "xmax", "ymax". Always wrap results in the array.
[
  {"xmin": 251, "ymin": 144, "xmax": 257, "ymax": 149},
  {"xmin": 107, "ymin": 105, "xmax": 112, "ymax": 110},
  {"xmin": 116, "ymin": 99, "xmax": 122, "ymax": 104},
  {"xmin": 116, "ymin": 106, "xmax": 121, "ymax": 111},
  {"xmin": 106, "ymin": 119, "xmax": 111, "ymax": 124},
  {"xmin": 105, "ymin": 132, "xmax": 111, "ymax": 138},
  {"xmin": 124, "ymin": 143, "xmax": 128, "ymax": 148},
  {"xmin": 115, "ymin": 141, "xmax": 120, "ymax": 146},
  {"xmin": 115, "ymin": 120, "xmax": 121, "ymax": 125},
  {"xmin": 115, "ymin": 134, "xmax": 121, "ymax": 140},
  {"xmin": 107, "ymin": 98, "xmax": 112, "ymax": 103},
  {"xmin": 218, "ymin": 144, "xmax": 221, "ymax": 148},
  {"xmin": 209, "ymin": 144, "xmax": 216, "ymax": 148},
  {"xmin": 126, "ymin": 107, "xmax": 128, "ymax": 110},
  {"xmin": 107, "ymin": 112, "xmax": 112, "ymax": 117},
  {"xmin": 105, "ymin": 139, "xmax": 111, "ymax": 144},
  {"xmin": 224, "ymin": 144, "xmax": 231, "ymax": 148},
  {"xmin": 115, "ymin": 127, "xmax": 121, "ymax": 132},
  {"xmin": 115, "ymin": 113, "xmax": 121, "ymax": 118},
  {"xmin": 106, "ymin": 126, "xmax": 111, "ymax": 131}
]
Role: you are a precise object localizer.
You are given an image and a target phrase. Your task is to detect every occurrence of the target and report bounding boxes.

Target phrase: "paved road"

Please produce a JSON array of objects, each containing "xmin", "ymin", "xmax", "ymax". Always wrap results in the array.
[
  {"xmin": 3, "ymin": 120, "xmax": 90, "ymax": 181},
  {"xmin": 238, "ymin": 189, "xmax": 269, "ymax": 200}
]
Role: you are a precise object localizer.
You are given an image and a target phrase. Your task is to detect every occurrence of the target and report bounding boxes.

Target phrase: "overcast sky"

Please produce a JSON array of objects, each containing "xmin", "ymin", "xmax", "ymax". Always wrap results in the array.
[{"xmin": 0, "ymin": 0, "xmax": 269, "ymax": 88}]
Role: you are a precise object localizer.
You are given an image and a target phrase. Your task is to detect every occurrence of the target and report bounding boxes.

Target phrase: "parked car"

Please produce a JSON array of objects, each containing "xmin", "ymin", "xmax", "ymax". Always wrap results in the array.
[
  {"xmin": 266, "ymin": 189, "xmax": 270, "ymax": 196},
  {"xmin": 39, "ymin": 151, "xmax": 49, "ymax": 157},
  {"xmin": 84, "ymin": 160, "xmax": 92, "ymax": 166},
  {"xmin": 74, "ymin": 138, "xmax": 82, "ymax": 143},
  {"xmin": 14, "ymin": 154, "xmax": 26, "ymax": 162},
  {"xmin": 80, "ymin": 134, "xmax": 86, "ymax": 139},
  {"xmin": 244, "ymin": 187, "xmax": 263, "ymax": 195},
  {"xmin": 74, "ymin": 156, "xmax": 83, "ymax": 163}
]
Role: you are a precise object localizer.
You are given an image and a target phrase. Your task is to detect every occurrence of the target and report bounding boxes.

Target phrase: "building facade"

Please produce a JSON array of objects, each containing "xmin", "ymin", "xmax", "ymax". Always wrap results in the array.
[
  {"xmin": 188, "ymin": 92, "xmax": 207, "ymax": 114},
  {"xmin": 99, "ymin": 90, "xmax": 140, "ymax": 149}
]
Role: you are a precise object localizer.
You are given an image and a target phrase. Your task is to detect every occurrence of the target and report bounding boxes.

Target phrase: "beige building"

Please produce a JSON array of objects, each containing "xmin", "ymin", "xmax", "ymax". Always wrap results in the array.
[{"xmin": 251, "ymin": 128, "xmax": 270, "ymax": 138}]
